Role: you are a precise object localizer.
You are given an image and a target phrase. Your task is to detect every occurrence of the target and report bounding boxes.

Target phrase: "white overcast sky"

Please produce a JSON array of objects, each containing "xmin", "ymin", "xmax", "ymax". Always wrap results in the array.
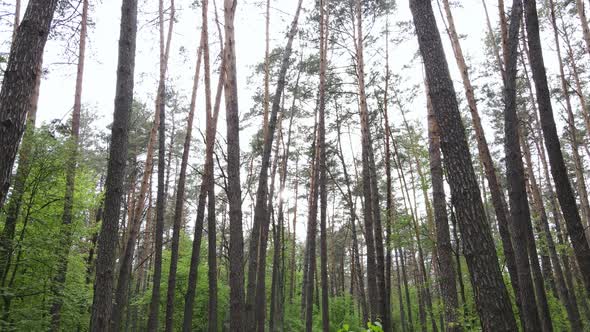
[{"xmin": 6, "ymin": 0, "xmax": 570, "ymax": 240}]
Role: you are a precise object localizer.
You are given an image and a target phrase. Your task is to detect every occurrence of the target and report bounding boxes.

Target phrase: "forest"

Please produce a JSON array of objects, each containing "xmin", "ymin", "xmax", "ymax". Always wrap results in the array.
[{"xmin": 1, "ymin": 0, "xmax": 590, "ymax": 331}]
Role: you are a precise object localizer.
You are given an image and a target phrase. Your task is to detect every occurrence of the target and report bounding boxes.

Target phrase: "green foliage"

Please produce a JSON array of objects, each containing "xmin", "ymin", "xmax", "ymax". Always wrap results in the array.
[{"xmin": 0, "ymin": 127, "xmax": 100, "ymax": 331}]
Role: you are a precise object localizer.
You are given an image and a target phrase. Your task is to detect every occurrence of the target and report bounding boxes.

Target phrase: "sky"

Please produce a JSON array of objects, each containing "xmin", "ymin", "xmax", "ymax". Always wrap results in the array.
[{"xmin": 5, "ymin": 0, "xmax": 568, "ymax": 241}]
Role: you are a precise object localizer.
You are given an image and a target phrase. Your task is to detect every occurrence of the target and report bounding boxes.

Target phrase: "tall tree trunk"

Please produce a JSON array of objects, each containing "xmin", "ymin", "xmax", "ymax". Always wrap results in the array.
[
  {"xmin": 146, "ymin": 1, "xmax": 173, "ymax": 328},
  {"xmin": 409, "ymin": 0, "xmax": 517, "ymax": 330},
  {"xmin": 353, "ymin": 0, "xmax": 387, "ymax": 326},
  {"xmin": 223, "ymin": 1, "xmax": 245, "ymax": 330},
  {"xmin": 90, "ymin": 0, "xmax": 138, "ymax": 329},
  {"xmin": 289, "ymin": 160, "xmax": 299, "ymax": 303},
  {"xmin": 245, "ymin": 1, "xmax": 304, "ymax": 329},
  {"xmin": 575, "ymin": 0, "xmax": 590, "ymax": 57},
  {"xmin": 440, "ymin": 0, "xmax": 521, "ymax": 307},
  {"xmin": 207, "ymin": 163, "xmax": 217, "ymax": 332},
  {"xmin": 501, "ymin": 1, "xmax": 543, "ymax": 330},
  {"xmin": 524, "ymin": 0, "xmax": 590, "ymax": 294},
  {"xmin": 382, "ymin": 14, "xmax": 394, "ymax": 332},
  {"xmin": 335, "ymin": 112, "xmax": 368, "ymax": 324},
  {"xmin": 182, "ymin": 5, "xmax": 226, "ymax": 328},
  {"xmin": 49, "ymin": 1, "xmax": 88, "ymax": 328},
  {"xmin": 426, "ymin": 87, "xmax": 460, "ymax": 332},
  {"xmin": 521, "ymin": 128, "xmax": 583, "ymax": 331},
  {"xmin": 0, "ymin": 56, "xmax": 42, "ymax": 288},
  {"xmin": 318, "ymin": 1, "xmax": 330, "ymax": 331},
  {"xmin": 163, "ymin": 37, "xmax": 203, "ymax": 332},
  {"xmin": 12, "ymin": 0, "xmax": 20, "ymax": 44},
  {"xmin": 303, "ymin": 113, "xmax": 320, "ymax": 332},
  {"xmin": 549, "ymin": 0, "xmax": 590, "ymax": 246},
  {"xmin": 560, "ymin": 15, "xmax": 590, "ymax": 162},
  {"xmin": 0, "ymin": 0, "xmax": 58, "ymax": 208}
]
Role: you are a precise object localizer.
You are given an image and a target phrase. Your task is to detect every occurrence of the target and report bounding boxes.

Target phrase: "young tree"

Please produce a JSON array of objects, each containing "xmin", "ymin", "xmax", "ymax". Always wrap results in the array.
[
  {"xmin": 90, "ymin": 0, "xmax": 138, "ymax": 330},
  {"xmin": 409, "ymin": 0, "xmax": 518, "ymax": 330},
  {"xmin": 0, "ymin": 0, "xmax": 59, "ymax": 208}
]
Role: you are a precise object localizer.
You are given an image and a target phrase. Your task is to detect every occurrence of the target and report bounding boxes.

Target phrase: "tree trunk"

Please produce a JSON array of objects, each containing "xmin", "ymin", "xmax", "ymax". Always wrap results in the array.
[
  {"xmin": 0, "ymin": 57, "xmax": 42, "ymax": 289},
  {"xmin": 0, "ymin": 0, "xmax": 58, "ymax": 208},
  {"xmin": 441, "ymin": 0, "xmax": 521, "ymax": 308},
  {"xmin": 426, "ymin": 87, "xmax": 460, "ymax": 332},
  {"xmin": 318, "ymin": 1, "xmax": 330, "ymax": 331},
  {"xmin": 576, "ymin": 0, "xmax": 590, "ymax": 57},
  {"xmin": 549, "ymin": 0, "xmax": 590, "ymax": 246},
  {"xmin": 90, "ymin": 0, "xmax": 138, "ymax": 329},
  {"xmin": 501, "ymin": 1, "xmax": 543, "ymax": 330},
  {"xmin": 521, "ymin": 128, "xmax": 583, "ymax": 331},
  {"xmin": 245, "ymin": 1, "xmax": 303, "ymax": 329},
  {"xmin": 146, "ymin": 1, "xmax": 172, "ymax": 328},
  {"xmin": 524, "ymin": 0, "xmax": 590, "ymax": 295},
  {"xmin": 353, "ymin": 0, "xmax": 387, "ymax": 326},
  {"xmin": 182, "ymin": 7, "xmax": 226, "ymax": 328},
  {"xmin": 409, "ymin": 0, "xmax": 517, "ymax": 330},
  {"xmin": 163, "ymin": 37, "xmax": 203, "ymax": 332},
  {"xmin": 223, "ymin": 1, "xmax": 245, "ymax": 330},
  {"xmin": 49, "ymin": 1, "xmax": 88, "ymax": 328}
]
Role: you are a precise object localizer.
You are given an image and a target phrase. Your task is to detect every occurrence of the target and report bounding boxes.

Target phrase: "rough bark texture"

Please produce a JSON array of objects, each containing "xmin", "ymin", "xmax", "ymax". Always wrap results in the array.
[
  {"xmin": 0, "ymin": 57, "xmax": 42, "ymax": 290},
  {"xmin": 501, "ymin": 1, "xmax": 543, "ymax": 330},
  {"xmin": 441, "ymin": 0, "xmax": 521, "ymax": 308},
  {"xmin": 524, "ymin": 0, "xmax": 590, "ymax": 294},
  {"xmin": 521, "ymin": 129, "xmax": 583, "ymax": 331},
  {"xmin": 409, "ymin": 0, "xmax": 517, "ymax": 330},
  {"xmin": 426, "ymin": 90, "xmax": 460, "ymax": 332},
  {"xmin": 0, "ymin": 0, "xmax": 58, "ymax": 208},
  {"xmin": 90, "ymin": 0, "xmax": 138, "ymax": 329},
  {"xmin": 223, "ymin": 1, "xmax": 245, "ymax": 330},
  {"xmin": 318, "ymin": 1, "xmax": 330, "ymax": 331}
]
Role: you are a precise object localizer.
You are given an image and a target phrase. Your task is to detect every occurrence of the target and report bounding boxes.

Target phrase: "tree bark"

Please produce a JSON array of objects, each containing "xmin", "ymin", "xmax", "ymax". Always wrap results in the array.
[
  {"xmin": 521, "ymin": 128, "xmax": 583, "ymax": 331},
  {"xmin": 353, "ymin": 0, "xmax": 388, "ymax": 326},
  {"xmin": 409, "ymin": 0, "xmax": 517, "ymax": 330},
  {"xmin": 575, "ymin": 0, "xmax": 590, "ymax": 57},
  {"xmin": 318, "ymin": 1, "xmax": 329, "ymax": 331},
  {"xmin": 501, "ymin": 1, "xmax": 543, "ymax": 330},
  {"xmin": 549, "ymin": 0, "xmax": 590, "ymax": 246},
  {"xmin": 524, "ymin": 0, "xmax": 590, "ymax": 295},
  {"xmin": 182, "ymin": 10, "xmax": 226, "ymax": 330},
  {"xmin": 440, "ymin": 0, "xmax": 521, "ymax": 308},
  {"xmin": 163, "ymin": 37, "xmax": 203, "ymax": 332},
  {"xmin": 49, "ymin": 1, "xmax": 89, "ymax": 328},
  {"xmin": 426, "ymin": 87, "xmax": 460, "ymax": 332},
  {"xmin": 0, "ymin": 0, "xmax": 58, "ymax": 208},
  {"xmin": 223, "ymin": 1, "xmax": 245, "ymax": 330},
  {"xmin": 90, "ymin": 0, "xmax": 138, "ymax": 329},
  {"xmin": 245, "ymin": 1, "xmax": 304, "ymax": 329},
  {"xmin": 146, "ymin": 1, "xmax": 173, "ymax": 329}
]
